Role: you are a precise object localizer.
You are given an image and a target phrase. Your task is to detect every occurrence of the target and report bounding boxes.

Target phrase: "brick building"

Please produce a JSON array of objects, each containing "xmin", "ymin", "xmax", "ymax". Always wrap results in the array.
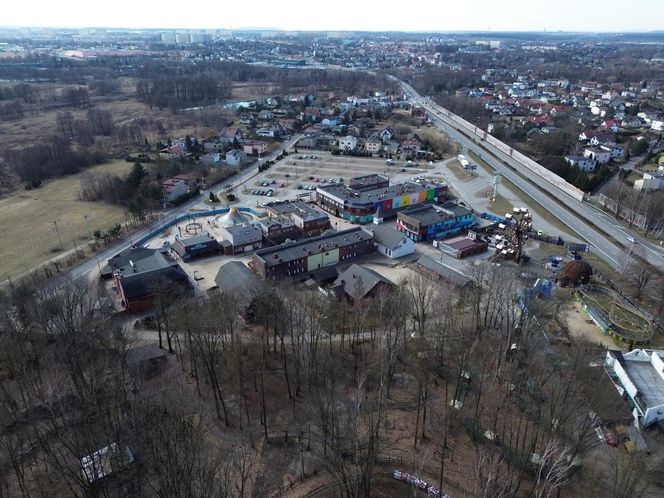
[{"xmin": 251, "ymin": 227, "xmax": 374, "ymax": 279}]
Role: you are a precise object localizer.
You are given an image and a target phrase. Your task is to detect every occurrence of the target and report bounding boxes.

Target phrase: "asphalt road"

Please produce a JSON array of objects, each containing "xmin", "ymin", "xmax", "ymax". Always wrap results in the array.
[
  {"xmin": 67, "ymin": 135, "xmax": 302, "ymax": 281},
  {"xmin": 399, "ymin": 81, "xmax": 664, "ymax": 271}
]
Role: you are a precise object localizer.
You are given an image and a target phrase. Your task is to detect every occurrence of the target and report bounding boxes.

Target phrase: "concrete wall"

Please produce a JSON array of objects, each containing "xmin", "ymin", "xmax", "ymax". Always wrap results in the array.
[{"xmin": 430, "ymin": 104, "xmax": 586, "ymax": 201}]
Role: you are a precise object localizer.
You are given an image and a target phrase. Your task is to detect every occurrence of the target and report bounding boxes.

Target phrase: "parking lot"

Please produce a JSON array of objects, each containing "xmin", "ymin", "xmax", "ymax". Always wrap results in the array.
[{"xmin": 233, "ymin": 150, "xmax": 447, "ymax": 208}]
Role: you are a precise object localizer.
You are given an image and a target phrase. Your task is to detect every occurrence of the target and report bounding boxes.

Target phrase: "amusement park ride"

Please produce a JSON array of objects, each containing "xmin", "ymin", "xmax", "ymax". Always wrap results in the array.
[{"xmin": 493, "ymin": 207, "xmax": 533, "ymax": 264}]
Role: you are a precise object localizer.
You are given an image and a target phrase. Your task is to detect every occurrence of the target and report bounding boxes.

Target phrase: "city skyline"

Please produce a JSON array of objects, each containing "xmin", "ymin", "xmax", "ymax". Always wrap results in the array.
[{"xmin": 4, "ymin": 0, "xmax": 664, "ymax": 33}]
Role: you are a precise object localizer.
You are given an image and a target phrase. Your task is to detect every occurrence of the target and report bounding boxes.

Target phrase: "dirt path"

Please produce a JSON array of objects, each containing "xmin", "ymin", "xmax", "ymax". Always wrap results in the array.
[{"xmin": 564, "ymin": 301, "xmax": 624, "ymax": 349}]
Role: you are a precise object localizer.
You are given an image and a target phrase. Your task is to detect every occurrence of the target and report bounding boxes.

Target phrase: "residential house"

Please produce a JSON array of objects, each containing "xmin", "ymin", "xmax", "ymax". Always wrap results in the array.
[
  {"xmin": 256, "ymin": 125, "xmax": 282, "ymax": 139},
  {"xmin": 160, "ymin": 144, "xmax": 186, "ymax": 157},
  {"xmin": 200, "ymin": 153, "xmax": 222, "ymax": 165},
  {"xmin": 401, "ymin": 135, "xmax": 425, "ymax": 155},
  {"xmin": 634, "ymin": 172, "xmax": 664, "ymax": 191},
  {"xmin": 304, "ymin": 107, "xmax": 322, "ymax": 122},
  {"xmin": 239, "ymin": 113, "xmax": 256, "ymax": 126},
  {"xmin": 579, "ymin": 130, "xmax": 614, "ymax": 145},
  {"xmin": 410, "ymin": 106, "xmax": 427, "ymax": 119},
  {"xmin": 81, "ymin": 444, "xmax": 135, "ymax": 484},
  {"xmin": 242, "ymin": 140, "xmax": 267, "ymax": 156},
  {"xmin": 257, "ymin": 110, "xmax": 274, "ymax": 121},
  {"xmin": 203, "ymin": 139, "xmax": 226, "ymax": 153},
  {"xmin": 225, "ymin": 149, "xmax": 247, "ymax": 166},
  {"xmin": 380, "ymin": 127, "xmax": 395, "ymax": 142},
  {"xmin": 365, "ymin": 138, "xmax": 382, "ymax": 154},
  {"xmin": 651, "ymin": 119, "xmax": 664, "ymax": 132},
  {"xmin": 339, "ymin": 135, "xmax": 358, "ymax": 151},
  {"xmin": 220, "ymin": 127, "xmax": 243, "ymax": 144},
  {"xmin": 599, "ymin": 143, "xmax": 625, "ymax": 159},
  {"xmin": 565, "ymin": 155, "xmax": 597, "ymax": 172},
  {"xmin": 162, "ymin": 178, "xmax": 190, "ymax": 203},
  {"xmin": 584, "ymin": 147, "xmax": 611, "ymax": 165},
  {"xmin": 297, "ymin": 136, "xmax": 320, "ymax": 150}
]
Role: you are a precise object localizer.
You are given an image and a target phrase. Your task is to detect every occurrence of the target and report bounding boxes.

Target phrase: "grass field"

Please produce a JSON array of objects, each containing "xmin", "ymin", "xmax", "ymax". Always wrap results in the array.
[{"xmin": 0, "ymin": 160, "xmax": 133, "ymax": 278}]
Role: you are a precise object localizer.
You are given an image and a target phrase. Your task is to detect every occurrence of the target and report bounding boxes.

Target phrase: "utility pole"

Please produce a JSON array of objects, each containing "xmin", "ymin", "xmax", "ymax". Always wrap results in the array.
[
  {"xmin": 53, "ymin": 220, "xmax": 63, "ymax": 251},
  {"xmin": 492, "ymin": 174, "xmax": 502, "ymax": 201}
]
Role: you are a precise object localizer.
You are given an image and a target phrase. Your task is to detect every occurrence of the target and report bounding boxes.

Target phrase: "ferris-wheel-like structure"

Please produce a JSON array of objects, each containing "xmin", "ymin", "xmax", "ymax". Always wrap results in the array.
[{"xmin": 493, "ymin": 207, "xmax": 533, "ymax": 264}]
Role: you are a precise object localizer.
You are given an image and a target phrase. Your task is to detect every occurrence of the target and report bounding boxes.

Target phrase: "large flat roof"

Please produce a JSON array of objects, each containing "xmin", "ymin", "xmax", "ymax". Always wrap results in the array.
[
  {"xmin": 255, "ymin": 227, "xmax": 373, "ymax": 267},
  {"xmin": 349, "ymin": 174, "xmax": 389, "ymax": 188},
  {"xmin": 399, "ymin": 202, "xmax": 472, "ymax": 226},
  {"xmin": 624, "ymin": 359, "xmax": 664, "ymax": 410},
  {"xmin": 318, "ymin": 181, "xmax": 437, "ymax": 205},
  {"xmin": 267, "ymin": 201, "xmax": 328, "ymax": 221}
]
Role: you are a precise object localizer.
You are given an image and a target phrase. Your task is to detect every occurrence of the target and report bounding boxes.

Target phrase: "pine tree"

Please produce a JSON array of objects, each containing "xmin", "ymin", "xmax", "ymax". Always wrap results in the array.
[{"xmin": 126, "ymin": 162, "xmax": 147, "ymax": 191}]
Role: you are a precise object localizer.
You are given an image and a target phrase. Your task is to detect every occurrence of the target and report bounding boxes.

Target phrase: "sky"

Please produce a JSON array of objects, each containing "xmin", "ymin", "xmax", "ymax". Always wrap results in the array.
[{"xmin": 5, "ymin": 0, "xmax": 664, "ymax": 33}]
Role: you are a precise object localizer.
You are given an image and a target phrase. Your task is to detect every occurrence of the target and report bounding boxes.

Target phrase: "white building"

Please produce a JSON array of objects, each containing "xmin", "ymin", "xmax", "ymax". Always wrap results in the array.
[
  {"xmin": 605, "ymin": 349, "xmax": 664, "ymax": 428},
  {"xmin": 565, "ymin": 155, "xmax": 596, "ymax": 172},
  {"xmin": 634, "ymin": 172, "xmax": 664, "ymax": 191},
  {"xmin": 225, "ymin": 149, "xmax": 247, "ymax": 167},
  {"xmin": 364, "ymin": 223, "xmax": 415, "ymax": 259},
  {"xmin": 162, "ymin": 178, "xmax": 190, "ymax": 203},
  {"xmin": 599, "ymin": 143, "xmax": 625, "ymax": 159},
  {"xmin": 651, "ymin": 119, "xmax": 664, "ymax": 132},
  {"xmin": 339, "ymin": 135, "xmax": 358, "ymax": 151},
  {"xmin": 584, "ymin": 147, "xmax": 611, "ymax": 165},
  {"xmin": 365, "ymin": 139, "xmax": 382, "ymax": 154}
]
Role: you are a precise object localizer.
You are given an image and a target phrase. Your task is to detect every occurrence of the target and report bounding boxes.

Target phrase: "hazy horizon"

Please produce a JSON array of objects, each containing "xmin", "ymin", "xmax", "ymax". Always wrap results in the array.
[{"xmin": 4, "ymin": 0, "xmax": 664, "ymax": 34}]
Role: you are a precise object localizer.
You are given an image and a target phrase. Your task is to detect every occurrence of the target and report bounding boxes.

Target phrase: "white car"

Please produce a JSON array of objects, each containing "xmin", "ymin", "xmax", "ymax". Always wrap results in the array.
[{"xmin": 627, "ymin": 236, "xmax": 636, "ymax": 244}]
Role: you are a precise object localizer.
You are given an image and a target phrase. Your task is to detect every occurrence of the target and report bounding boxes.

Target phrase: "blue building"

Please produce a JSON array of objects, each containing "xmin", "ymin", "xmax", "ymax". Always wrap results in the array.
[{"xmin": 396, "ymin": 201, "xmax": 476, "ymax": 241}]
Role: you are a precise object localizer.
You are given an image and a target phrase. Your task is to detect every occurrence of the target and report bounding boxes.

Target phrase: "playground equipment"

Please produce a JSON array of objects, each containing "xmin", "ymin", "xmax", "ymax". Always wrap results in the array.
[
  {"xmin": 577, "ymin": 285, "xmax": 653, "ymax": 345},
  {"xmin": 216, "ymin": 206, "xmax": 250, "ymax": 228},
  {"xmin": 493, "ymin": 207, "xmax": 532, "ymax": 264},
  {"xmin": 185, "ymin": 221, "xmax": 203, "ymax": 235}
]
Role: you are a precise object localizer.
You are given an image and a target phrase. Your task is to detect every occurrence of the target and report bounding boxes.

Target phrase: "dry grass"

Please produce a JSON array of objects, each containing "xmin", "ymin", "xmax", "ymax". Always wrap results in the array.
[
  {"xmin": 446, "ymin": 159, "xmax": 474, "ymax": 181},
  {"xmin": 0, "ymin": 160, "xmax": 133, "ymax": 277},
  {"xmin": 483, "ymin": 194, "xmax": 513, "ymax": 217},
  {"xmin": 231, "ymin": 81, "xmax": 279, "ymax": 100}
]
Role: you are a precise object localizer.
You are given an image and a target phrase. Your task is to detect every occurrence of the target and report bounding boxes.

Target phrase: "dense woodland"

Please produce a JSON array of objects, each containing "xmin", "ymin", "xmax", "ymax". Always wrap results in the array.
[{"xmin": 1, "ymin": 265, "xmax": 664, "ymax": 497}]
